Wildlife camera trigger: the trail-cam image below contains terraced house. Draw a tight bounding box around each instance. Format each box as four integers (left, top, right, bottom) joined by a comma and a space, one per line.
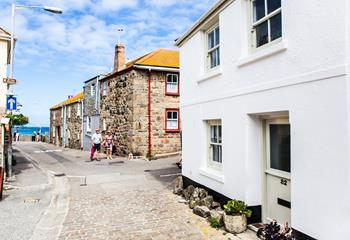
50, 92, 84, 149
176, 0, 350, 239
99, 44, 181, 157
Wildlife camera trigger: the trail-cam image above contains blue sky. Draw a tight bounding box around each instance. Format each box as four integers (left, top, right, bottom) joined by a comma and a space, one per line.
0, 0, 216, 126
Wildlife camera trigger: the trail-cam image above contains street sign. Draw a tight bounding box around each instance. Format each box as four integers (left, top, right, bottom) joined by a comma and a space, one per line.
6, 96, 17, 111
3, 78, 17, 85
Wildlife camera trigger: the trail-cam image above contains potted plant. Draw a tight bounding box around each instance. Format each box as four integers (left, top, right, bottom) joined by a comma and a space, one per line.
223, 199, 252, 234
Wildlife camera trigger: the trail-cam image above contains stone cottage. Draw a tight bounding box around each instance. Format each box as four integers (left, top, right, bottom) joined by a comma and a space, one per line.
82, 74, 106, 151
50, 92, 84, 149
99, 44, 181, 157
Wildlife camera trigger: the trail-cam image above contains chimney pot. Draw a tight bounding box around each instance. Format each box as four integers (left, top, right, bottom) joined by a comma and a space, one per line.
114, 43, 125, 72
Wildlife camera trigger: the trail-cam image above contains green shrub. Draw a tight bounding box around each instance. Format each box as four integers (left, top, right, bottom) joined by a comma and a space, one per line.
210, 217, 221, 229
224, 199, 252, 218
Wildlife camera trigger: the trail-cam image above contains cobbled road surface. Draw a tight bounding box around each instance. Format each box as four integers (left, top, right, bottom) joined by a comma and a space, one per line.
14, 142, 257, 240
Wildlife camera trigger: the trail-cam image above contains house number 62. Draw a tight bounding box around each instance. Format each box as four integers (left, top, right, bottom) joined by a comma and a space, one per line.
281, 179, 288, 186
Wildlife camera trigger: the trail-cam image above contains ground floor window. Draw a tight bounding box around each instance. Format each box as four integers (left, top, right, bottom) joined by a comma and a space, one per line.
87, 116, 92, 132
165, 109, 180, 132
207, 120, 222, 167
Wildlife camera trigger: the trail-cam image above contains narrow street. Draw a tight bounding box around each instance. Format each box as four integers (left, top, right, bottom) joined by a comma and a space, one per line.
4, 142, 257, 240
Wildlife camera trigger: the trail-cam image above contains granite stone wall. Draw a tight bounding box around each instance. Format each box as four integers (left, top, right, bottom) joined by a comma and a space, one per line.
66, 102, 83, 150
50, 108, 63, 146
100, 68, 181, 157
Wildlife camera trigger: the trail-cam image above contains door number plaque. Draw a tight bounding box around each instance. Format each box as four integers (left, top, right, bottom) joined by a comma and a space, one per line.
281, 179, 288, 186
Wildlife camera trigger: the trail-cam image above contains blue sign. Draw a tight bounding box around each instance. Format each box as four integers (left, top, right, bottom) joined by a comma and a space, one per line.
6, 96, 17, 111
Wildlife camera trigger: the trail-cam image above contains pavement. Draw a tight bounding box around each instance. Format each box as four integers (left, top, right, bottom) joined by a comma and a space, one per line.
0, 148, 52, 240
7, 142, 259, 240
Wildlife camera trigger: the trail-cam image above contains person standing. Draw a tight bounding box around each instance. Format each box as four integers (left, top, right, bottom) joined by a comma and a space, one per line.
91, 129, 102, 161
104, 131, 114, 160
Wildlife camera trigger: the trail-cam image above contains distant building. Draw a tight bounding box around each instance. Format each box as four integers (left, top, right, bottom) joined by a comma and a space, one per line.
0, 27, 12, 113
82, 75, 106, 151
50, 92, 84, 149
99, 45, 181, 157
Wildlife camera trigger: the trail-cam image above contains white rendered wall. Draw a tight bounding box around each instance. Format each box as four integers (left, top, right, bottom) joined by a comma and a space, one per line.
179, 0, 350, 239
0, 40, 9, 111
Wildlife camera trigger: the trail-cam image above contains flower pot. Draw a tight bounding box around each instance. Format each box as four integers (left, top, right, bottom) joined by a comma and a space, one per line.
223, 213, 247, 234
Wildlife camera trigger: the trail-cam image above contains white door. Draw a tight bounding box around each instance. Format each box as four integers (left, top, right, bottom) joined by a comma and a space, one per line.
264, 118, 291, 225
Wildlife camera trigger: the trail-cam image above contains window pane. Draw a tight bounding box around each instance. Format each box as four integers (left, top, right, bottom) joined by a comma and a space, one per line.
210, 126, 217, 143
173, 112, 178, 119
270, 13, 282, 41
167, 82, 178, 93
167, 120, 178, 129
209, 48, 220, 68
267, 0, 281, 14
255, 20, 268, 47
215, 27, 220, 46
269, 124, 291, 172
208, 31, 215, 49
167, 112, 172, 119
254, 0, 265, 21
212, 145, 222, 163
218, 125, 222, 143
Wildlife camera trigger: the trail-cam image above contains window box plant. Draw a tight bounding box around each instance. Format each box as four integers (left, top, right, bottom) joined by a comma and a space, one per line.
223, 199, 252, 234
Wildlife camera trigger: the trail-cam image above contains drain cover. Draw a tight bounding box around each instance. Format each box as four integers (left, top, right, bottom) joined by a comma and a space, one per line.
108, 161, 124, 165
144, 169, 151, 172
24, 197, 40, 204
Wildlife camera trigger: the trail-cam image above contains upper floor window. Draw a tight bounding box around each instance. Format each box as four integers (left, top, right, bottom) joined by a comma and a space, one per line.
166, 74, 179, 95
67, 106, 71, 118
102, 81, 108, 96
53, 112, 56, 120
165, 109, 180, 132
252, 0, 282, 48
91, 83, 96, 96
207, 25, 220, 69
77, 103, 81, 117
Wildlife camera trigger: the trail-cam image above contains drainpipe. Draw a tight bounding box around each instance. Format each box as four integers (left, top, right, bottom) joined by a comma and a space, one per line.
81, 100, 84, 149
147, 70, 152, 156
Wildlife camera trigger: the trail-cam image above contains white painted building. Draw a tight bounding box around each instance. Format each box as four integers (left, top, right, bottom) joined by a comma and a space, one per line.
176, 0, 350, 239
0, 27, 11, 113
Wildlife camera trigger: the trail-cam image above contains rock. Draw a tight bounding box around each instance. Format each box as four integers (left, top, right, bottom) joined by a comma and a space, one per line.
200, 195, 214, 208
193, 206, 211, 218
173, 176, 183, 195
212, 201, 221, 209
178, 199, 189, 204
189, 199, 201, 209
223, 213, 247, 234
198, 188, 208, 199
210, 210, 224, 226
183, 185, 195, 200
192, 187, 200, 198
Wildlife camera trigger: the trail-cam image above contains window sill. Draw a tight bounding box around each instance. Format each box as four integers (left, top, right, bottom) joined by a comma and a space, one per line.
237, 40, 287, 67
165, 92, 180, 97
197, 67, 222, 84
165, 129, 180, 133
199, 167, 224, 183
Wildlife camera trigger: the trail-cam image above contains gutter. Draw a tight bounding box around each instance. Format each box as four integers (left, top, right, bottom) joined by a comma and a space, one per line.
134, 65, 179, 73
175, 0, 233, 47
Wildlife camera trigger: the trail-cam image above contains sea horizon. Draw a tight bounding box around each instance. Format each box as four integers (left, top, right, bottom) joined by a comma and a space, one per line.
12, 126, 50, 136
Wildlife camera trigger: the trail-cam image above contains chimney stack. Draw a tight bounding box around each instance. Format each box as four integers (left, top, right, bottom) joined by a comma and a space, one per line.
68, 95, 73, 99
114, 43, 125, 72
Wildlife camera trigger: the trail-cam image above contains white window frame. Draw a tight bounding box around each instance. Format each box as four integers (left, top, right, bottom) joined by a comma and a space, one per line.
206, 24, 220, 70
102, 118, 107, 131
165, 109, 180, 132
207, 120, 222, 169
67, 106, 71, 118
52, 126, 56, 137
77, 103, 81, 117
91, 83, 95, 96
250, 0, 282, 50
102, 81, 107, 96
53, 111, 56, 120
166, 74, 179, 95
86, 116, 92, 132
